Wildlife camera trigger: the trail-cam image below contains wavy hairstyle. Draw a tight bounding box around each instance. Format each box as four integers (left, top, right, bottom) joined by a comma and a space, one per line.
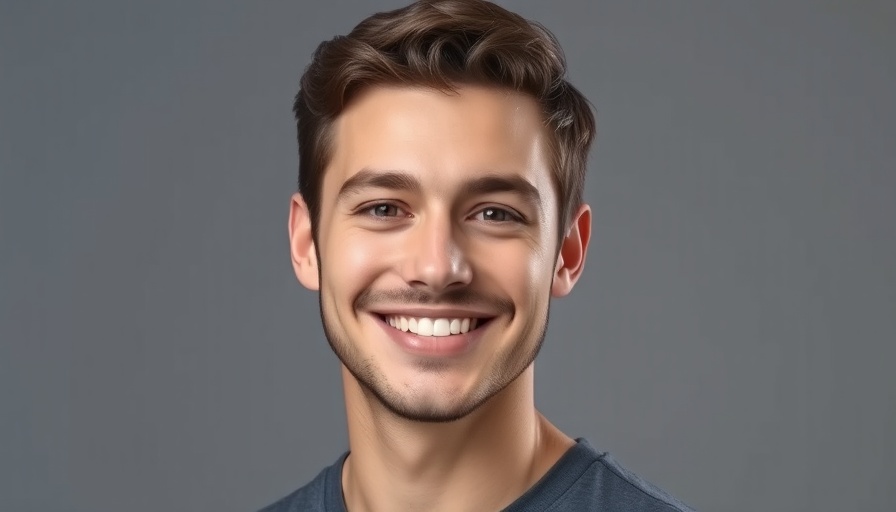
294, 0, 596, 240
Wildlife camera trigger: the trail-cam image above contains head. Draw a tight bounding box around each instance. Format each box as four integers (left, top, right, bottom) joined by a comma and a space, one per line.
289, 0, 595, 422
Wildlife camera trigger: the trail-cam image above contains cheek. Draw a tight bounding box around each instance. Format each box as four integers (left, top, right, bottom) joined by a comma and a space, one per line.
345, 235, 381, 272
482, 241, 554, 298
323, 231, 394, 293
526, 251, 556, 296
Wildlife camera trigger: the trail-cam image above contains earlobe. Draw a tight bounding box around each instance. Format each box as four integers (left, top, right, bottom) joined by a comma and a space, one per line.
551, 204, 591, 297
288, 193, 320, 291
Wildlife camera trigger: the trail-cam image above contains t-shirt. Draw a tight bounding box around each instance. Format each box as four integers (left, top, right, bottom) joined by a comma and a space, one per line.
259, 439, 695, 511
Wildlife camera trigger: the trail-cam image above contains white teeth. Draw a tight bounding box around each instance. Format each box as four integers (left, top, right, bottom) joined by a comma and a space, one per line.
384, 315, 483, 337
417, 318, 433, 336
433, 318, 450, 336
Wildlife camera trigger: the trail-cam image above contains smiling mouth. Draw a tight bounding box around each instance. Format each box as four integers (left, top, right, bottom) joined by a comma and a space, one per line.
380, 315, 490, 337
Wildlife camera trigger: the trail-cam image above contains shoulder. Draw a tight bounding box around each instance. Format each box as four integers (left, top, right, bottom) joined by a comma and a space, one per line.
256, 453, 347, 512
510, 438, 696, 512
257, 482, 323, 512
583, 450, 696, 512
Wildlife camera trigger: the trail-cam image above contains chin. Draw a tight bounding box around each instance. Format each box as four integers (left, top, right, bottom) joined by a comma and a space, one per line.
366, 384, 490, 423
347, 360, 485, 422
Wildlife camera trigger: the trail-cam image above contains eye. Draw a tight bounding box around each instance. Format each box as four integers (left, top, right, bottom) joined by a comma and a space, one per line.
474, 207, 522, 223
365, 203, 407, 218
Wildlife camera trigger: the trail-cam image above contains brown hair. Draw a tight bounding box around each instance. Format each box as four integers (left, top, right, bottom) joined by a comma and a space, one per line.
294, 0, 596, 240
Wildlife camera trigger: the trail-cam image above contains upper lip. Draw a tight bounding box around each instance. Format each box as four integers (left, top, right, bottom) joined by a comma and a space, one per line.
370, 307, 496, 319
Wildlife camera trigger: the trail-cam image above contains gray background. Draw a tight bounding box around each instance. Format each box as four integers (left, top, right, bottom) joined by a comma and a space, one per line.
1, 0, 894, 511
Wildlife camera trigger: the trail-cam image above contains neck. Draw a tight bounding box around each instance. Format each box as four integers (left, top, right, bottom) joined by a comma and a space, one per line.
339, 365, 573, 512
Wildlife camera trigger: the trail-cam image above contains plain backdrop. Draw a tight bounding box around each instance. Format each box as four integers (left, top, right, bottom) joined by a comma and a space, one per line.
1, 1, 894, 511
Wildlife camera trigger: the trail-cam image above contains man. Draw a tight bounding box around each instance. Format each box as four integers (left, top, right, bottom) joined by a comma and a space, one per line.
263, 1, 695, 510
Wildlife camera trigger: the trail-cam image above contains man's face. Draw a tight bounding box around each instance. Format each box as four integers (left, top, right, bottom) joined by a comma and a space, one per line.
293, 85, 580, 422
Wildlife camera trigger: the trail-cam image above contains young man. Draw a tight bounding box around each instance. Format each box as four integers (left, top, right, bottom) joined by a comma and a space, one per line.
263, 1, 694, 510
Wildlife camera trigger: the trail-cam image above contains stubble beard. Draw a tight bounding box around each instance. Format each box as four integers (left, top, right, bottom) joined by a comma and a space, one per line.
317, 289, 550, 423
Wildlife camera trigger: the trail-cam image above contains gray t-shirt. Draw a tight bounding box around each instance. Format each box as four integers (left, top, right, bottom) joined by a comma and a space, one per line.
259, 439, 695, 511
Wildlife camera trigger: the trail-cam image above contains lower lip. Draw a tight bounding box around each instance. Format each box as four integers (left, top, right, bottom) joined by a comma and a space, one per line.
375, 316, 486, 357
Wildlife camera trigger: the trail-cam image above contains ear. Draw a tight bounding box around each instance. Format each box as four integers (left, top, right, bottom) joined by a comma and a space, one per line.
551, 204, 591, 297
288, 193, 320, 290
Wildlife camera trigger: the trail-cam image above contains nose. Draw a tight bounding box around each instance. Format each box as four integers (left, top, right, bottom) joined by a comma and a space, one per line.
402, 212, 472, 292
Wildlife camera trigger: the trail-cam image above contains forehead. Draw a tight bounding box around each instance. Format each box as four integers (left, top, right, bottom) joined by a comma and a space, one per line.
323, 85, 554, 194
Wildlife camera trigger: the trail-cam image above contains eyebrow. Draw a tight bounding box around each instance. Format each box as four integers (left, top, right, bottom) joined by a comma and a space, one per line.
337, 169, 422, 201
337, 168, 542, 211
460, 174, 542, 210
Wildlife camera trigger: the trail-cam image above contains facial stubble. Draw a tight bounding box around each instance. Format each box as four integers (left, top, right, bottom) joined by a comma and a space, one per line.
317, 286, 551, 423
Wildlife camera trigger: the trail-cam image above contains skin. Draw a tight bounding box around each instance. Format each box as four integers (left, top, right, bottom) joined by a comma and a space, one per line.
289, 85, 591, 512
